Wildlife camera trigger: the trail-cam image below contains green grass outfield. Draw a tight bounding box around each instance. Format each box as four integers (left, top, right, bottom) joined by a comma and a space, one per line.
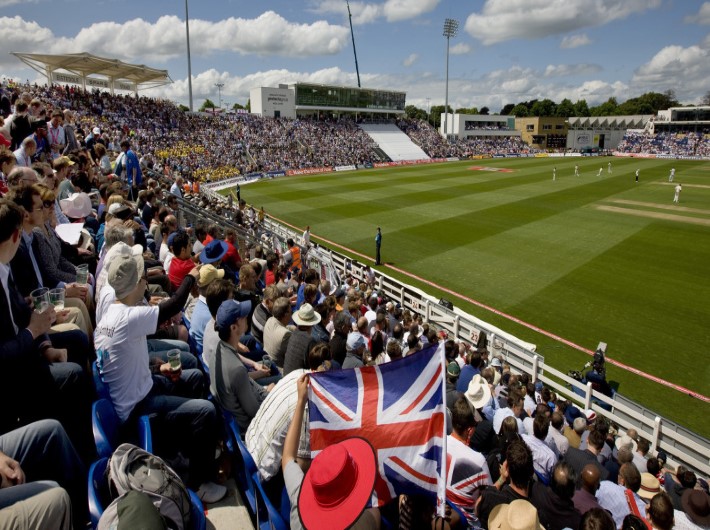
230, 156, 710, 437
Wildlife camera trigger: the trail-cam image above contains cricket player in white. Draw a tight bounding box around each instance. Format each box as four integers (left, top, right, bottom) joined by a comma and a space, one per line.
669, 168, 675, 182
673, 183, 682, 203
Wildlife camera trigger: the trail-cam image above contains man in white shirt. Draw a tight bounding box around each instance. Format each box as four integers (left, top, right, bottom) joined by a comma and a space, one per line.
521, 414, 558, 483
94, 251, 226, 504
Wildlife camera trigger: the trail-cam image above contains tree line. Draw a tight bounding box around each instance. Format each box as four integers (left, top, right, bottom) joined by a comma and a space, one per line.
407, 90, 693, 127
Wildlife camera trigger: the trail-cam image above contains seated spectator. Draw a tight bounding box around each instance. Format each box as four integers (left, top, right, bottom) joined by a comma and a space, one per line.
493, 391, 525, 434
209, 300, 273, 432
573, 463, 604, 515
596, 463, 645, 528
283, 304, 320, 374
328, 311, 350, 367
564, 429, 609, 484
580, 508, 616, 530
548, 410, 569, 458
342, 331, 367, 369
648, 492, 675, 530
0, 198, 92, 456
487, 499, 544, 530
252, 284, 278, 345
187, 264, 225, 350
521, 414, 558, 483
466, 374, 498, 456
246, 343, 331, 484
446, 396, 492, 527
94, 251, 225, 504
263, 296, 293, 368
564, 416, 588, 450
167, 231, 195, 291
533, 461, 582, 530
678, 490, 710, 530
281, 374, 380, 530
0, 420, 85, 529
664, 465, 697, 511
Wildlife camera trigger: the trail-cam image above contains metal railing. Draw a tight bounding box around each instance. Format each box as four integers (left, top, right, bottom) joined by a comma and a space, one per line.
177, 197, 710, 477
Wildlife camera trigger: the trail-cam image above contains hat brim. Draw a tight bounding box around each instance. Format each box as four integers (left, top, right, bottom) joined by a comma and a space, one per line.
200, 241, 228, 264
681, 490, 710, 526
614, 436, 638, 453
293, 312, 321, 327
298, 437, 377, 530
465, 382, 492, 410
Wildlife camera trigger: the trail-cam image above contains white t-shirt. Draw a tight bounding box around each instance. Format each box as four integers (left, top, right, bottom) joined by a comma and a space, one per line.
95, 303, 158, 421
96, 284, 116, 326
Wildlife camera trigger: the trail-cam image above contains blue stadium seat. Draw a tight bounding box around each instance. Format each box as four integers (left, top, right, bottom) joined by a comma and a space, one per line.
93, 361, 110, 401
88, 457, 109, 529
252, 470, 288, 530
92, 398, 153, 458
223, 410, 257, 515
87, 456, 206, 530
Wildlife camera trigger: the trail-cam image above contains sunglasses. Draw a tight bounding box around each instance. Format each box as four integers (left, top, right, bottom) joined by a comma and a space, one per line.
42, 201, 54, 209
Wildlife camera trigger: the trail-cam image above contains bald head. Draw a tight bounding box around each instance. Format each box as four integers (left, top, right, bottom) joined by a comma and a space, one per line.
581, 463, 601, 493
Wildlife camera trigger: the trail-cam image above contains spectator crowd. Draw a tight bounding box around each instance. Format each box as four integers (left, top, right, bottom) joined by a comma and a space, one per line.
0, 81, 708, 530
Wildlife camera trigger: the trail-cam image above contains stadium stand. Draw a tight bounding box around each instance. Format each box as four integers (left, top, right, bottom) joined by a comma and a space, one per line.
1, 81, 708, 530
358, 122, 430, 161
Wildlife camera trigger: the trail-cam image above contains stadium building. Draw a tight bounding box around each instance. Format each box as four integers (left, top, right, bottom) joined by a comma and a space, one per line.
566, 115, 651, 152
653, 106, 710, 134
515, 117, 568, 150
250, 83, 406, 120
439, 113, 520, 140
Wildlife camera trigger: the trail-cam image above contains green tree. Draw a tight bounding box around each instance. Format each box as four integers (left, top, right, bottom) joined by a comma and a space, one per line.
246, 99, 251, 112
556, 98, 576, 118
405, 105, 428, 120
429, 105, 453, 127
232, 102, 246, 110
574, 99, 590, 116
511, 104, 529, 117
199, 99, 216, 112
590, 97, 619, 116
480, 106, 490, 115
530, 98, 557, 117
178, 104, 190, 112
455, 107, 479, 115
500, 103, 516, 115
703, 91, 710, 106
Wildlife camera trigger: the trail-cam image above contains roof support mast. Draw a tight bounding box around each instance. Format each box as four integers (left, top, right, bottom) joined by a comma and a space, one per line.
346, 0, 361, 88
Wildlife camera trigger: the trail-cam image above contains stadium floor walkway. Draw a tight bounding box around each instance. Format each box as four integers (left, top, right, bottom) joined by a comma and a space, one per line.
205, 478, 254, 529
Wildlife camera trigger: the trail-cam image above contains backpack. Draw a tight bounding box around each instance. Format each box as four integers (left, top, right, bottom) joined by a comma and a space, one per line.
105, 443, 192, 530
98, 490, 168, 530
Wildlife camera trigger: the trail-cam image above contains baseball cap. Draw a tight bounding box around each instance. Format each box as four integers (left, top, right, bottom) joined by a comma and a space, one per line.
215, 299, 252, 330
107, 246, 145, 299
197, 264, 225, 287
446, 361, 461, 377
346, 332, 366, 351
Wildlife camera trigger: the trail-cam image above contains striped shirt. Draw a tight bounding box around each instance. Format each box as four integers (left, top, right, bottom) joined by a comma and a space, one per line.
245, 369, 310, 481
446, 435, 492, 528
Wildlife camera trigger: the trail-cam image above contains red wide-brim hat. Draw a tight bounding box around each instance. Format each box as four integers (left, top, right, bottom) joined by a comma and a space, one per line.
298, 437, 377, 530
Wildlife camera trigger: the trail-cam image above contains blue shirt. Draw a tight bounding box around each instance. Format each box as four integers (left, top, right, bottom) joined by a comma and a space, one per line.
456, 364, 480, 393
124, 149, 142, 187
188, 297, 212, 350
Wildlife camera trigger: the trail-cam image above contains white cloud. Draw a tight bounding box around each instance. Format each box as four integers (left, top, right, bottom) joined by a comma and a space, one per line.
309, 0, 440, 23
450, 42, 472, 55
560, 34, 591, 49
0, 13, 349, 66
403, 53, 418, 66
543, 64, 602, 77
465, 0, 661, 45
631, 43, 710, 100
383, 0, 440, 22
684, 2, 710, 25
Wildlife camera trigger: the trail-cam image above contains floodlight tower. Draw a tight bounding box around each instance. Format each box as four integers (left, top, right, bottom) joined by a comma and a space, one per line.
442, 18, 458, 140
185, 0, 193, 111
215, 82, 224, 109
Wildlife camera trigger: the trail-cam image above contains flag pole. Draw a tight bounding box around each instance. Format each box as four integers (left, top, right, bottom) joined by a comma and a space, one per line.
437, 345, 447, 518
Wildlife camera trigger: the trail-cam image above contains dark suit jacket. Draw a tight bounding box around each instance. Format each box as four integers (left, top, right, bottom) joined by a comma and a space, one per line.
10, 235, 42, 296
564, 447, 609, 484
0, 273, 54, 435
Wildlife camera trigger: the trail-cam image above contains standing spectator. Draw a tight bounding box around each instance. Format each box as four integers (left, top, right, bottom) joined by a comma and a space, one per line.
374, 226, 382, 265
120, 139, 142, 201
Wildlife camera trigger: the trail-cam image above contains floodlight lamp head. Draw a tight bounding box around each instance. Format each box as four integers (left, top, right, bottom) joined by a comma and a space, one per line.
443, 18, 459, 38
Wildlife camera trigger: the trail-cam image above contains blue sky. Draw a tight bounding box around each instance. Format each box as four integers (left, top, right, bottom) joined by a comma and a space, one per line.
1, 0, 709, 112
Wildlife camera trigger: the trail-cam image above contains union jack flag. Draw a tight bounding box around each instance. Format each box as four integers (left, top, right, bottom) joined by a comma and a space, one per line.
308, 345, 447, 507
